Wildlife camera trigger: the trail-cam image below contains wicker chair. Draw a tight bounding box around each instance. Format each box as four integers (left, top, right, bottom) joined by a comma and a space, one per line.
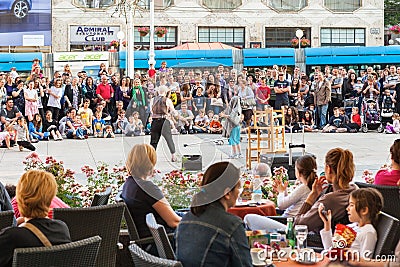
129, 243, 183, 267
53, 203, 124, 267
91, 187, 112, 207
355, 182, 400, 219
374, 212, 400, 257
146, 213, 175, 260
0, 210, 15, 230
12, 236, 102, 267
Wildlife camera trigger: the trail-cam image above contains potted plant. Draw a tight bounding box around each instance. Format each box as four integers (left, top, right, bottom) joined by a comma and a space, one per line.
155, 26, 168, 38
389, 25, 400, 34
300, 38, 310, 47
137, 26, 150, 37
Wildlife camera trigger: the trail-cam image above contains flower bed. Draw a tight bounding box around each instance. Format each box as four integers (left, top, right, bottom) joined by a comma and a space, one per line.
23, 152, 127, 207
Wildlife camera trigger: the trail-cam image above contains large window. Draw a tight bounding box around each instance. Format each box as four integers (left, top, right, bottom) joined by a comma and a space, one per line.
320, 28, 365, 46
134, 26, 177, 49
265, 27, 311, 48
74, 0, 114, 8
268, 0, 307, 12
202, 0, 242, 10
324, 0, 361, 12
198, 27, 245, 48
137, 0, 173, 9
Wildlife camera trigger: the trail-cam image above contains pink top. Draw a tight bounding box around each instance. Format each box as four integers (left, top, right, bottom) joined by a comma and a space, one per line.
12, 196, 70, 219
374, 169, 400, 186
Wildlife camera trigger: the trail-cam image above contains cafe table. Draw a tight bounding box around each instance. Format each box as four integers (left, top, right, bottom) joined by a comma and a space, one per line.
228, 199, 276, 219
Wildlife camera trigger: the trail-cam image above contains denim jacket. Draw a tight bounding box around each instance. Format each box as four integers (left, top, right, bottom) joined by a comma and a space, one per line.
175, 202, 252, 267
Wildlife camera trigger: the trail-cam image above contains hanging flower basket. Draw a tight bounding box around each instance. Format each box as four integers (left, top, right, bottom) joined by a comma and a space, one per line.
389, 25, 400, 34
300, 38, 310, 47
291, 38, 299, 48
110, 40, 119, 48
155, 26, 167, 38
138, 26, 150, 37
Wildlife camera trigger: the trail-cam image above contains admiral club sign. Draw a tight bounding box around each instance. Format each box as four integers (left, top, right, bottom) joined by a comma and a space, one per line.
70, 25, 121, 45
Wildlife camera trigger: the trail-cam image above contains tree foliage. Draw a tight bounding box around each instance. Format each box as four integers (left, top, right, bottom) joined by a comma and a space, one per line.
385, 0, 400, 26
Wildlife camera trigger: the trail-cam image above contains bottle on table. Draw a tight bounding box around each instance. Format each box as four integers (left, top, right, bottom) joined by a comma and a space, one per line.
286, 217, 295, 248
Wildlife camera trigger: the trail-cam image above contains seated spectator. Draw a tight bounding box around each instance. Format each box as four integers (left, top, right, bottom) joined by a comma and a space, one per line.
0, 124, 13, 148
176, 102, 194, 134
192, 109, 209, 133
284, 106, 301, 133
93, 111, 105, 138
322, 107, 346, 133
103, 125, 115, 138
318, 188, 383, 258
0, 180, 13, 212
77, 99, 93, 135
0, 170, 71, 267
43, 110, 63, 141
209, 114, 223, 134
342, 107, 361, 133
28, 113, 50, 141
175, 162, 252, 267
121, 144, 181, 238
374, 139, 400, 186
65, 108, 87, 140
113, 109, 128, 134
0, 99, 22, 127
14, 117, 36, 151
192, 86, 206, 117
245, 148, 357, 233
11, 195, 69, 219
302, 110, 317, 132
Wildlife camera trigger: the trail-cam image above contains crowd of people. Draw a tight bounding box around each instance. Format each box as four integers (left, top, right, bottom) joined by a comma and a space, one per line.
3, 59, 400, 152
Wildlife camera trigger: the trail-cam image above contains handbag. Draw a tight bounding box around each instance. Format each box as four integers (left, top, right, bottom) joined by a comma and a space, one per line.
240, 97, 256, 109
211, 98, 224, 107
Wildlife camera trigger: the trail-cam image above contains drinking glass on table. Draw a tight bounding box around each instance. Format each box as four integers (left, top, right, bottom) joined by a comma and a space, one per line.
295, 225, 308, 249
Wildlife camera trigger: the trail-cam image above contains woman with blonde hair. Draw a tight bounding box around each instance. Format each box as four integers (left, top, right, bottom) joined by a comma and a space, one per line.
121, 144, 181, 238
0, 170, 71, 267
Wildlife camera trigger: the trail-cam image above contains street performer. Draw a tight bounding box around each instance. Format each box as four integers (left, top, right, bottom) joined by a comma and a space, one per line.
150, 85, 177, 162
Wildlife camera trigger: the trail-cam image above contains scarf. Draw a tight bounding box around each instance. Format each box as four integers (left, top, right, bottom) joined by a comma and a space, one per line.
132, 86, 146, 107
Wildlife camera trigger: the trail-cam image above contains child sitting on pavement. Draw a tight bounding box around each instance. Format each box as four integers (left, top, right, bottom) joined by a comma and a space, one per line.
113, 109, 128, 134
103, 125, 115, 138
93, 111, 105, 138
193, 109, 209, 133
322, 107, 346, 133
209, 114, 223, 134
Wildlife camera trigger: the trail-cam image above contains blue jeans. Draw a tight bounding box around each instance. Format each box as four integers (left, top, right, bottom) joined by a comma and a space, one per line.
317, 104, 328, 127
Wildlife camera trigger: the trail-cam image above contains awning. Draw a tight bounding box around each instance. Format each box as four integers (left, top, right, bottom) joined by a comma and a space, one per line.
170, 42, 238, 50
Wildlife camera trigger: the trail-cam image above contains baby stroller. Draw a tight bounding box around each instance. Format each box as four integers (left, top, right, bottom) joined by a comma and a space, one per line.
380, 94, 395, 127
360, 98, 384, 133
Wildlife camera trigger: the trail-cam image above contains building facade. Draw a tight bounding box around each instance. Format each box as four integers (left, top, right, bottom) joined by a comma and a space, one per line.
52, 0, 384, 52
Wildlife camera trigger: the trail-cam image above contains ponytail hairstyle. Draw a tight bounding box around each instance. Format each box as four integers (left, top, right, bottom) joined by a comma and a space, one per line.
350, 188, 383, 227
325, 148, 355, 189
295, 155, 317, 190
191, 162, 240, 217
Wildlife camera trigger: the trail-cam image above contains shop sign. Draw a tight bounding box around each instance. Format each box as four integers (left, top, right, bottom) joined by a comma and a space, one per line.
70, 25, 120, 44
53, 52, 109, 61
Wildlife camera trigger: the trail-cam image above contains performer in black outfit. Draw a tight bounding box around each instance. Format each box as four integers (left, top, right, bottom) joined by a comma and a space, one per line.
150, 85, 177, 162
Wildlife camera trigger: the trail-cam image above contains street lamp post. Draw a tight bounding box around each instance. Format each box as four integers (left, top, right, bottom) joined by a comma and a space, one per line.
148, 0, 156, 67
127, 5, 135, 77
296, 29, 303, 49
117, 30, 125, 75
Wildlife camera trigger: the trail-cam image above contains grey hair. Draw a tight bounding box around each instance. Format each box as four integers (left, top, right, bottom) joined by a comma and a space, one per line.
253, 163, 272, 178
158, 85, 168, 95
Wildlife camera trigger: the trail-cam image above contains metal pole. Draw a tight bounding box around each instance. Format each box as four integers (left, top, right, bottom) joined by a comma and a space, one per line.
148, 0, 156, 67
298, 37, 301, 50
127, 4, 135, 77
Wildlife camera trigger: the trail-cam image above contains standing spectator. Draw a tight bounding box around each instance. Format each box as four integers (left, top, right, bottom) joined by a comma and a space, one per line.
148, 63, 156, 79
64, 77, 83, 110
12, 80, 25, 116
158, 61, 168, 73
96, 75, 114, 114
84, 76, 97, 110
23, 81, 39, 122
128, 78, 147, 124
314, 72, 331, 128
237, 80, 254, 127
274, 72, 290, 110
47, 78, 63, 121
255, 77, 270, 111
115, 76, 131, 110
329, 68, 344, 116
